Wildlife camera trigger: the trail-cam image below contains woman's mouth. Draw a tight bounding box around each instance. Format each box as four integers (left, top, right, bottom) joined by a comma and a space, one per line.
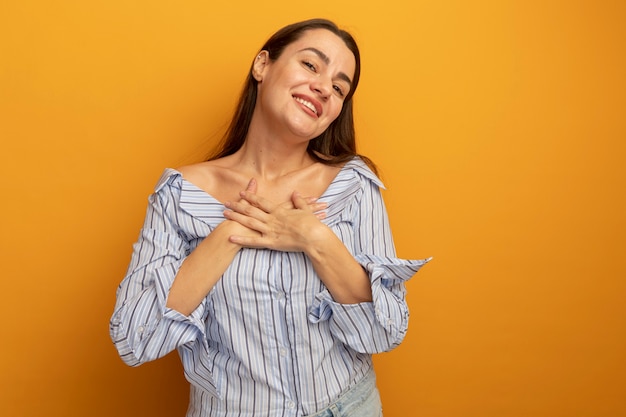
293, 96, 321, 117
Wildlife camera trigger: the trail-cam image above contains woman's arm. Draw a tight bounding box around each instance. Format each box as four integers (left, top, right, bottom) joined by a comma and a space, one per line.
224, 172, 429, 353
301, 223, 373, 303
110, 175, 257, 365
165, 219, 253, 315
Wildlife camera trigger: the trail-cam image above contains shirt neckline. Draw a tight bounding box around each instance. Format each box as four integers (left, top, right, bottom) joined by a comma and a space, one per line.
176, 156, 367, 206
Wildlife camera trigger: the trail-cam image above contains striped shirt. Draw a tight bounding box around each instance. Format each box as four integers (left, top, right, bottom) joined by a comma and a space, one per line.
110, 157, 429, 417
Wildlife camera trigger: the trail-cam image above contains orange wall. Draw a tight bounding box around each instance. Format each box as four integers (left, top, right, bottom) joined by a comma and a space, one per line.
1, 1, 625, 416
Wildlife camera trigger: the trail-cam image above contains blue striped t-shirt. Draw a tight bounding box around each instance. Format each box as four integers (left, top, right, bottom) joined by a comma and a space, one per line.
110, 157, 429, 417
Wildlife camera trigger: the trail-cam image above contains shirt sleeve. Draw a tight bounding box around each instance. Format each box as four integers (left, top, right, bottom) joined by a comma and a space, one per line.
308, 170, 430, 353
109, 174, 210, 367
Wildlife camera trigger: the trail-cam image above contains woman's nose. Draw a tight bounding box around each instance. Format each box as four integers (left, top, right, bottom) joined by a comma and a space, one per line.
310, 76, 331, 98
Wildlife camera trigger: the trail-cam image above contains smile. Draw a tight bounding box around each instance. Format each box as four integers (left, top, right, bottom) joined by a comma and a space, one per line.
293, 96, 320, 116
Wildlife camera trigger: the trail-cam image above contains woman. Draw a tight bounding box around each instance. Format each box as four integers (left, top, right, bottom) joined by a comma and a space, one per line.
110, 18, 429, 417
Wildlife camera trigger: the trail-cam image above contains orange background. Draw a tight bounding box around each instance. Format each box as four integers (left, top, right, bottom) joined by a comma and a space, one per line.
1, 1, 625, 416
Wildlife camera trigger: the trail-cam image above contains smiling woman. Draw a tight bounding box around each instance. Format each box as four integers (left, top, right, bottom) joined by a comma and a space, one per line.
109, 18, 430, 417
249, 29, 356, 150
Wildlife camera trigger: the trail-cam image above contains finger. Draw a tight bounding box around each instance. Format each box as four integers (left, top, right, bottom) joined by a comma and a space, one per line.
224, 199, 269, 220
276, 196, 324, 209
228, 234, 267, 248
302, 196, 327, 212
223, 209, 269, 233
245, 178, 257, 193
239, 190, 276, 213
310, 202, 328, 212
291, 191, 309, 210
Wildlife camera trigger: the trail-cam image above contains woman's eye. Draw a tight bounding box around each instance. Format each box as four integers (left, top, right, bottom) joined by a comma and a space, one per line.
303, 61, 317, 72
333, 85, 345, 97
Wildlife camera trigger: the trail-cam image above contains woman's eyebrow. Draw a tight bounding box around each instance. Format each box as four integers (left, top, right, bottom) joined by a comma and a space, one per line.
299, 47, 353, 86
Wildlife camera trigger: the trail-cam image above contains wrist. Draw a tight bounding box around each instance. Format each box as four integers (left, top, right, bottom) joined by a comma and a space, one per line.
214, 220, 245, 251
303, 223, 334, 260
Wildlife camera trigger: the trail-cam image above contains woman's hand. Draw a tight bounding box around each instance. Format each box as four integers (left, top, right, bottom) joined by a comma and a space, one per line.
224, 179, 371, 304
223, 185, 328, 253
216, 178, 263, 246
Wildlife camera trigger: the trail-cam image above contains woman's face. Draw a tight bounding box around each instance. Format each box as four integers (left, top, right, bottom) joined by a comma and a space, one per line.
253, 29, 356, 141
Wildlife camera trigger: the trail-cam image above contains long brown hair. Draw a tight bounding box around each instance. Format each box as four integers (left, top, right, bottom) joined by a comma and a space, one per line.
208, 18, 377, 174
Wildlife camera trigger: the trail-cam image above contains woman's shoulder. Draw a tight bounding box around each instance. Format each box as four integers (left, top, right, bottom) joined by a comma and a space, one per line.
152, 160, 220, 195
175, 157, 249, 203
176, 160, 219, 183
175, 159, 237, 188
342, 156, 385, 189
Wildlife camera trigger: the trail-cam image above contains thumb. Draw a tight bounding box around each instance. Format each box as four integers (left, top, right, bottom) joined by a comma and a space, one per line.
291, 191, 307, 209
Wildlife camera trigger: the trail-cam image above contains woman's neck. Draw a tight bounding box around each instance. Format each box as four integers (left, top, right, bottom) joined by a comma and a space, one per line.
233, 112, 318, 180
231, 138, 316, 181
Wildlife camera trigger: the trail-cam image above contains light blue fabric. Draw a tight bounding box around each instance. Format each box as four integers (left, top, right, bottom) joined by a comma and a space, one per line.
305, 370, 382, 417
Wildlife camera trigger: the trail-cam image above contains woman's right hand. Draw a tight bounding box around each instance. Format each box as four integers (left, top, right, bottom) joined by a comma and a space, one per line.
222, 178, 327, 251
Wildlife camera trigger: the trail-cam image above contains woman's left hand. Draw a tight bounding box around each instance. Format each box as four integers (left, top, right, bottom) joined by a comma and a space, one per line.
223, 189, 329, 252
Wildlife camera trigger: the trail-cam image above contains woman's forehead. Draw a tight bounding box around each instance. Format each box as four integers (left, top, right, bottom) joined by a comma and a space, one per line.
283, 29, 356, 70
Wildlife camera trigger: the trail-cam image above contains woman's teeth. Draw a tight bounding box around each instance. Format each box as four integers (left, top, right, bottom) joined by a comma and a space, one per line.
294, 97, 317, 115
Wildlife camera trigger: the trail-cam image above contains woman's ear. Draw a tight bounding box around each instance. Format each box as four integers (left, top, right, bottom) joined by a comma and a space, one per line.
252, 50, 269, 82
